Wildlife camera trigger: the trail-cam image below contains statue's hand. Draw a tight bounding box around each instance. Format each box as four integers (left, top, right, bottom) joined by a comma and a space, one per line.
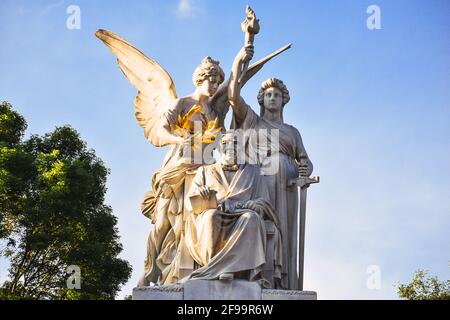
298, 158, 311, 177
238, 45, 254, 63
176, 136, 192, 156
298, 163, 310, 177
177, 136, 190, 145
240, 200, 258, 211
198, 185, 213, 200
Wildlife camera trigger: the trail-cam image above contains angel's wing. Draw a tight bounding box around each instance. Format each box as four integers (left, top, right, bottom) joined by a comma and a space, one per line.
95, 29, 177, 147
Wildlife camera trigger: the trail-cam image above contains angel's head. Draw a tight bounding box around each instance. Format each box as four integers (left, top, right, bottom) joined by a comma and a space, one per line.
193, 57, 225, 97
257, 78, 290, 119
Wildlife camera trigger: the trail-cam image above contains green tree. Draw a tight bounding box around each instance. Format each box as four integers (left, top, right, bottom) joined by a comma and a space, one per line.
0, 101, 132, 299
397, 269, 450, 300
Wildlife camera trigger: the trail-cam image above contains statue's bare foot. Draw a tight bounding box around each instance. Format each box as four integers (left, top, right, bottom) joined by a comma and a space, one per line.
219, 273, 234, 281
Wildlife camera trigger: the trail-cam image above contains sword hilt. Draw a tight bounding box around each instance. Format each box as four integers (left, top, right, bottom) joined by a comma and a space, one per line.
290, 176, 320, 188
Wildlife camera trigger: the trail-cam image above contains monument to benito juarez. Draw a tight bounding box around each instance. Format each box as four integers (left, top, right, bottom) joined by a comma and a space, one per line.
96, 5, 319, 300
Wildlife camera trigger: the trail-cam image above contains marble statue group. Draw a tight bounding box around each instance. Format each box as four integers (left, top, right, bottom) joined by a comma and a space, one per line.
96, 5, 318, 292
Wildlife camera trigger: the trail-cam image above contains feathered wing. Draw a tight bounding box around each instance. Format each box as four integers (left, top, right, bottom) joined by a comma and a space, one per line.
95, 29, 177, 147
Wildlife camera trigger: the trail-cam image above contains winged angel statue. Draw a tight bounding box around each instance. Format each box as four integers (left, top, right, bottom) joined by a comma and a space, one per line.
95, 29, 289, 286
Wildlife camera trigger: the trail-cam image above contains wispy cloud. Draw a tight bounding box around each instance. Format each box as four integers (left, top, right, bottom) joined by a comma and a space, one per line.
39, 0, 65, 17
176, 0, 202, 19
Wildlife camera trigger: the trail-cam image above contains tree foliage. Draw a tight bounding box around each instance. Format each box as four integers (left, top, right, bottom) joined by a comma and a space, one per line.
0, 101, 132, 299
397, 269, 450, 300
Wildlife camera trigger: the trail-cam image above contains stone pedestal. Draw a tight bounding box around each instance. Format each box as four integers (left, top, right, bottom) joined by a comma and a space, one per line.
132, 280, 317, 300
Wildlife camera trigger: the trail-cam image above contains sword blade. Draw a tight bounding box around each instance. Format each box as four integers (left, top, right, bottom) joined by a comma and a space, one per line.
298, 184, 308, 291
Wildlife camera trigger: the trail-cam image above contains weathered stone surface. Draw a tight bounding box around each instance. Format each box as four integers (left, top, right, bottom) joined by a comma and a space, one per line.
132, 284, 183, 300
132, 281, 317, 300
262, 289, 317, 300
184, 280, 262, 300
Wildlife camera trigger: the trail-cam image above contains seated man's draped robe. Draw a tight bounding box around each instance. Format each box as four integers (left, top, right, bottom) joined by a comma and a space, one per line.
183, 162, 282, 286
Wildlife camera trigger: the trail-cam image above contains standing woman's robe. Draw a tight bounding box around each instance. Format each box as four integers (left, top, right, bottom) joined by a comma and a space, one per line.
231, 105, 312, 290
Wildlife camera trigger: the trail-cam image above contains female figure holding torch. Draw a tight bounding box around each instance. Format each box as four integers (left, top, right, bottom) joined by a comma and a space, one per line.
228, 45, 313, 289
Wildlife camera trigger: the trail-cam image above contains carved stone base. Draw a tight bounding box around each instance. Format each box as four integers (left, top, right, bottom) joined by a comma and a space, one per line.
133, 283, 183, 300
132, 280, 317, 300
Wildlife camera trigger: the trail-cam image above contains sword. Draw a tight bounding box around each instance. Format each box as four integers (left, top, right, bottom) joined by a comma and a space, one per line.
295, 175, 319, 290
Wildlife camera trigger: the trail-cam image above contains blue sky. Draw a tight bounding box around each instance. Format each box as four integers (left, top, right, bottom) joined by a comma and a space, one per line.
1, 0, 449, 299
